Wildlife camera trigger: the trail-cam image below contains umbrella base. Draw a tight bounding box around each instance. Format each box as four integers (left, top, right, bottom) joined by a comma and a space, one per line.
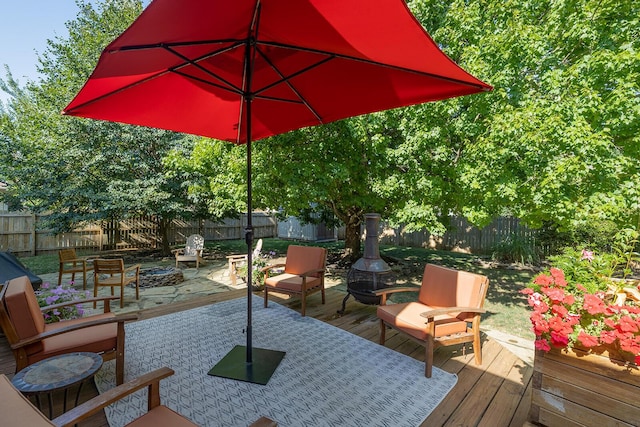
208, 345, 285, 385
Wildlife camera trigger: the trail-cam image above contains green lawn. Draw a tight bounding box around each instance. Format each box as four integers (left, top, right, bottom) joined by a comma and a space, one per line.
19, 238, 536, 340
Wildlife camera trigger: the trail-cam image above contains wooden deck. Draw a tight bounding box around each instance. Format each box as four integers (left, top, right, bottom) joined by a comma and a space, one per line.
0, 287, 534, 426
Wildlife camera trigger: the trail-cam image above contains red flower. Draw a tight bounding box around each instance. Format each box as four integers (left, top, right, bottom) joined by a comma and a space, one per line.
618, 315, 640, 333
550, 331, 569, 347
533, 274, 553, 286
600, 330, 617, 344
551, 304, 569, 317
583, 294, 607, 315
542, 287, 566, 303
563, 293, 575, 305
535, 339, 551, 351
577, 331, 599, 348
550, 267, 567, 286
619, 334, 640, 355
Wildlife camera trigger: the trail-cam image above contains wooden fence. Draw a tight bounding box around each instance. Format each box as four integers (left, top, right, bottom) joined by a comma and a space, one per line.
377, 216, 540, 255
0, 211, 537, 257
0, 212, 277, 256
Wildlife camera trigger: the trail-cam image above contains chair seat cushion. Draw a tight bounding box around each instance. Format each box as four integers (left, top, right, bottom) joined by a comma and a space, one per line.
377, 302, 468, 341
28, 313, 118, 363
264, 273, 321, 293
126, 405, 198, 427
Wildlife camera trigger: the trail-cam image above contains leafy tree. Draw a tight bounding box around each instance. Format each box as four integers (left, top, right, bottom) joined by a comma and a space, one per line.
409, 0, 640, 234
0, 0, 201, 254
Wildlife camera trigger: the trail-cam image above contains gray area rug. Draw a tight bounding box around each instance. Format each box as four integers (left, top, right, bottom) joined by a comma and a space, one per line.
95, 297, 457, 427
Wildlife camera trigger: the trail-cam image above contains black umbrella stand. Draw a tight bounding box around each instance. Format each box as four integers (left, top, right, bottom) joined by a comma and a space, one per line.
208, 60, 286, 384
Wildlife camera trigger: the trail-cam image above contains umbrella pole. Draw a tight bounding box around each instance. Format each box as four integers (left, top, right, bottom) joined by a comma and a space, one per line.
208, 32, 285, 383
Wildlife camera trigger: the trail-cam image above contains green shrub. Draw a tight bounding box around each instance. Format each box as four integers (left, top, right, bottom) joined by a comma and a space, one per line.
491, 234, 541, 265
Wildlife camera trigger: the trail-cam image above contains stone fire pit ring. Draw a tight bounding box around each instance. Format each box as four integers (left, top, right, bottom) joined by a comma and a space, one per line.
138, 267, 184, 288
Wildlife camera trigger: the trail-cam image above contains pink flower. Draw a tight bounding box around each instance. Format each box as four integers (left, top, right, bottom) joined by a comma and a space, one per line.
581, 249, 594, 261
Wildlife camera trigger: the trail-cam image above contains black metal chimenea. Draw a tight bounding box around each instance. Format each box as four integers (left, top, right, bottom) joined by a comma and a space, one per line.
338, 213, 396, 314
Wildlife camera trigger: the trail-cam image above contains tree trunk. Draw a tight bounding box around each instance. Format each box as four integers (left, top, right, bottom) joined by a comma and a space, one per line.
342, 209, 364, 262
158, 217, 172, 256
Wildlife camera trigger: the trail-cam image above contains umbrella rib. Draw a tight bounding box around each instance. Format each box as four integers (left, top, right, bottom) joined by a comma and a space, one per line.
258, 40, 490, 91
109, 38, 246, 53
163, 45, 243, 95
254, 46, 328, 123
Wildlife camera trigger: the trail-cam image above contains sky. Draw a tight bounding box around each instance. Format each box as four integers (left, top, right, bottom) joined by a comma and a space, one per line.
0, 1, 92, 103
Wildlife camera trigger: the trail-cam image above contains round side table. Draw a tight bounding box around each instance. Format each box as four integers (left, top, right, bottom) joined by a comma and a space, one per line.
11, 352, 103, 419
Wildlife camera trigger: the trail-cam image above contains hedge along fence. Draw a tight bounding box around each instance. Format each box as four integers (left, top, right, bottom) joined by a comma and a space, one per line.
0, 210, 540, 257
0, 212, 277, 256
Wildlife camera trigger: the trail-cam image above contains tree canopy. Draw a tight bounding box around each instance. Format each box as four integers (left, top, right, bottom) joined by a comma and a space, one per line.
1, 0, 638, 258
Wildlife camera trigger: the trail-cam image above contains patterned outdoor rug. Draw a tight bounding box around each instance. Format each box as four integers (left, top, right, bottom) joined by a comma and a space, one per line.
95, 297, 457, 427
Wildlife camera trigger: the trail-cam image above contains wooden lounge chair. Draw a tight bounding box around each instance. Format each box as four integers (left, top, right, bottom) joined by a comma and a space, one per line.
0, 276, 136, 385
262, 245, 327, 316
93, 258, 140, 309
376, 264, 489, 377
58, 249, 92, 289
174, 234, 205, 269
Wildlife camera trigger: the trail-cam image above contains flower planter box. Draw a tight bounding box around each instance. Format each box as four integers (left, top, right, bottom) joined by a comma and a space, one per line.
529, 348, 640, 426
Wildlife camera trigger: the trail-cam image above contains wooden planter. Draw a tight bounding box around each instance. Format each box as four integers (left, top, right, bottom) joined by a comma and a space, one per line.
530, 347, 640, 426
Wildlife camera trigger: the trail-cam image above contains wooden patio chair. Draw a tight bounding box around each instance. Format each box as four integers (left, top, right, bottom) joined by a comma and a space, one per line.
58, 249, 92, 289
226, 238, 263, 285
376, 264, 489, 377
1, 367, 278, 426
0, 367, 198, 427
173, 234, 205, 269
262, 245, 327, 316
0, 276, 136, 385
93, 259, 141, 309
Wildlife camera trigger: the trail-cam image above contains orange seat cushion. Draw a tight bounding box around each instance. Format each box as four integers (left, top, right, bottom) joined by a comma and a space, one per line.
32, 313, 118, 363
126, 405, 198, 427
377, 302, 468, 341
264, 273, 322, 292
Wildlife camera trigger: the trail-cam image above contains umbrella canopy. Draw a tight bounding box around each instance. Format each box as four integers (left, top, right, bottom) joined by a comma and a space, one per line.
63, 0, 491, 384
63, 0, 491, 143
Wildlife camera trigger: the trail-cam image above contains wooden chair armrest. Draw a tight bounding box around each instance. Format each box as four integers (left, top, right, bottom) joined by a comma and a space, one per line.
373, 286, 420, 297
420, 306, 486, 320
299, 268, 325, 277
51, 367, 175, 427
11, 314, 138, 349
61, 258, 88, 265
373, 286, 420, 305
125, 264, 141, 273
40, 296, 120, 313
227, 254, 247, 261
261, 263, 285, 273
171, 248, 184, 255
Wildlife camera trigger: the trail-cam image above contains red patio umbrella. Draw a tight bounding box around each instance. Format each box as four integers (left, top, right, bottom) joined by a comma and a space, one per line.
64, 0, 491, 384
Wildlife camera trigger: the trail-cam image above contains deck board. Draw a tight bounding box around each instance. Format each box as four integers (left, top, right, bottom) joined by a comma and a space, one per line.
1, 287, 532, 426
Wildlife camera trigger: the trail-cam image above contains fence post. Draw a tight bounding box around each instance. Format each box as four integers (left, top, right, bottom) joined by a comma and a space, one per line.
30, 213, 36, 256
